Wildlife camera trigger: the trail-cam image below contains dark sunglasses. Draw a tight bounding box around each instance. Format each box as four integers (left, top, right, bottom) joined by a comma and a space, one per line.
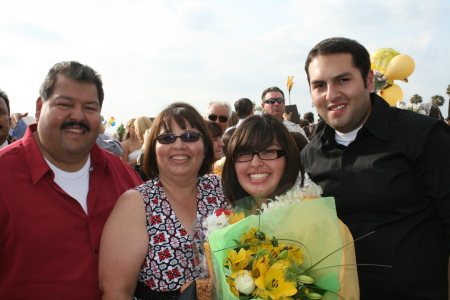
264, 98, 285, 105
207, 114, 228, 123
155, 132, 202, 144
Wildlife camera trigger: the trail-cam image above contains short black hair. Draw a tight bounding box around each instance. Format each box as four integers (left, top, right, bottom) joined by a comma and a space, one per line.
305, 37, 371, 88
0, 89, 10, 114
234, 98, 253, 119
40, 61, 104, 107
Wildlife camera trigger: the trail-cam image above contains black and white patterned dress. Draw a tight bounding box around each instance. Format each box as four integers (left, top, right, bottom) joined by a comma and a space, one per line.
134, 174, 226, 294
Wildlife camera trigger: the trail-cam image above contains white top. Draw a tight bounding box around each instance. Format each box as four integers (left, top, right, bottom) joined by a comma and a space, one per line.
128, 149, 140, 163
45, 156, 91, 214
223, 118, 246, 135
282, 119, 308, 140
335, 126, 362, 146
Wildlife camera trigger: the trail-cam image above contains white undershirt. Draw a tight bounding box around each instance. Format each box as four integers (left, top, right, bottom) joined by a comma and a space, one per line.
335, 126, 362, 147
45, 156, 91, 214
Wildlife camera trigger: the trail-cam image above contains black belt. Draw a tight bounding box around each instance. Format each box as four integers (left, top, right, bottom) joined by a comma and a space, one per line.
134, 281, 181, 300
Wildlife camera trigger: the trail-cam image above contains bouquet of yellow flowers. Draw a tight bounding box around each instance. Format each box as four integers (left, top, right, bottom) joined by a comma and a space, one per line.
200, 184, 357, 300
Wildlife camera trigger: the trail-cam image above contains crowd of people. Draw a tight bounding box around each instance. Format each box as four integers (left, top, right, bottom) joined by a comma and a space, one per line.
1, 37, 450, 300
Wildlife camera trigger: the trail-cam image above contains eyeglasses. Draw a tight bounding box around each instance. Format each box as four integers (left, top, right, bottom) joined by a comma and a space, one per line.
234, 149, 286, 162
155, 132, 203, 144
207, 114, 228, 123
264, 98, 285, 105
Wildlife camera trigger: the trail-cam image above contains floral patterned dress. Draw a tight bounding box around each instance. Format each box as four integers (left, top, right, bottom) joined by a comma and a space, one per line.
134, 174, 226, 293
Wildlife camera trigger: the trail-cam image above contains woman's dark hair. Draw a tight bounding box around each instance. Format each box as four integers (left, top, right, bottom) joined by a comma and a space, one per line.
222, 114, 303, 204
143, 102, 214, 179
207, 121, 223, 139
222, 127, 236, 156
289, 132, 308, 152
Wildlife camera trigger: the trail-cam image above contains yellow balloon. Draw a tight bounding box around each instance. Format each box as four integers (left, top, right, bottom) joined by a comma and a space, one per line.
379, 84, 403, 106
370, 48, 400, 74
385, 54, 415, 80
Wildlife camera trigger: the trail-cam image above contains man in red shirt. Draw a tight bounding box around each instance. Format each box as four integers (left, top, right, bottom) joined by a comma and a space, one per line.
0, 61, 143, 299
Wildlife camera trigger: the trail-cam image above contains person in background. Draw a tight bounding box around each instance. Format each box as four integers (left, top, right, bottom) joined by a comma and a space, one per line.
99, 102, 227, 300
205, 100, 232, 134
0, 61, 142, 299
0, 89, 13, 149
261, 86, 308, 139
121, 118, 142, 166
301, 37, 450, 299
96, 123, 123, 157
207, 121, 225, 176
134, 116, 153, 144
224, 97, 254, 135
302, 111, 317, 140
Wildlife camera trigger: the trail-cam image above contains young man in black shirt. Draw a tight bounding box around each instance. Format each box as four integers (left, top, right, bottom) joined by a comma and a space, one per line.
301, 37, 450, 299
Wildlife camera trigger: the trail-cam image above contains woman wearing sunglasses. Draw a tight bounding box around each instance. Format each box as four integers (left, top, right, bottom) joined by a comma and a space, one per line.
99, 102, 227, 300
222, 114, 359, 299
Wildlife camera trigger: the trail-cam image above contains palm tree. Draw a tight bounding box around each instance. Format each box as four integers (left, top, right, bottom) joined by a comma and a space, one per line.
410, 94, 423, 104
446, 84, 450, 117
431, 95, 445, 107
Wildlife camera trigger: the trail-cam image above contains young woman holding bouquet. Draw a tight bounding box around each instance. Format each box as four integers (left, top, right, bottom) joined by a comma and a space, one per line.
219, 114, 359, 299
99, 102, 227, 300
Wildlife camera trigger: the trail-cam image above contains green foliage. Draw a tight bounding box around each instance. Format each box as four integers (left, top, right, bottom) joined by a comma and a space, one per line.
116, 123, 125, 135
446, 84, 450, 97
252, 101, 262, 112
431, 95, 445, 107
410, 94, 423, 104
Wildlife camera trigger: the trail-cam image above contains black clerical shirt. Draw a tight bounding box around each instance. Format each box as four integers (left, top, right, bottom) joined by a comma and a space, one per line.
301, 94, 450, 299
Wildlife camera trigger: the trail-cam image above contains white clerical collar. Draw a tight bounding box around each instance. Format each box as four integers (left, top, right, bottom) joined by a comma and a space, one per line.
335, 126, 362, 146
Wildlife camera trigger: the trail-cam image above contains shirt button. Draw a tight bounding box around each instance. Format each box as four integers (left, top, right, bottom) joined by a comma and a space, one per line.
89, 167, 94, 171
94, 249, 99, 254
46, 170, 52, 176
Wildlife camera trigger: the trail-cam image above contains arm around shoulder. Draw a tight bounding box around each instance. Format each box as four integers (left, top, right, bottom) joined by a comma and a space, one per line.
99, 189, 148, 299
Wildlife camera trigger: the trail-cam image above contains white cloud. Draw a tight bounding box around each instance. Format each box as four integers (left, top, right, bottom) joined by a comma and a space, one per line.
1, 0, 449, 128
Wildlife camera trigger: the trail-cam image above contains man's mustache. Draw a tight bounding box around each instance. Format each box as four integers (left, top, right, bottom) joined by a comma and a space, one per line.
61, 121, 90, 131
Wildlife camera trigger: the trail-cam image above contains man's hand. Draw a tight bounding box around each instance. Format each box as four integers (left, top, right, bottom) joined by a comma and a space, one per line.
10, 112, 28, 129
283, 111, 292, 121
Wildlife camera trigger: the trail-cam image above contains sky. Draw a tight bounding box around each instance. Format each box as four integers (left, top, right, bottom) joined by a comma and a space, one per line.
1, 0, 449, 132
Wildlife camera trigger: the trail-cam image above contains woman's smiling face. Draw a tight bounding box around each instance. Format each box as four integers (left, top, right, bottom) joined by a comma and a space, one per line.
234, 141, 286, 199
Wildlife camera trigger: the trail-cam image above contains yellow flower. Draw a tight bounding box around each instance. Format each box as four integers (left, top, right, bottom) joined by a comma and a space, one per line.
224, 248, 251, 272
252, 254, 271, 279
284, 244, 304, 265
240, 227, 259, 244
240, 227, 274, 254
254, 260, 297, 300
229, 212, 245, 224
226, 277, 239, 296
